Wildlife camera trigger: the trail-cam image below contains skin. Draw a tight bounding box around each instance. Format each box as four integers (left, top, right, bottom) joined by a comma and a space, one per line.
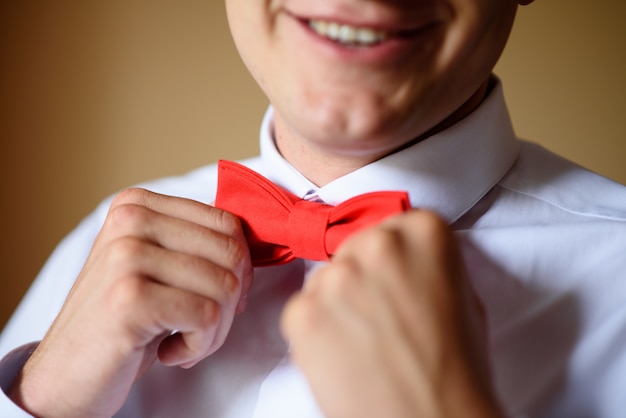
282, 211, 501, 417
10, 0, 533, 416
10, 189, 253, 416
226, 0, 532, 415
226, 0, 529, 185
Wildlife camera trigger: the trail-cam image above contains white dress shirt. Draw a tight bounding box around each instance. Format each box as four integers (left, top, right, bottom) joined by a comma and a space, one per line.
1, 80, 626, 417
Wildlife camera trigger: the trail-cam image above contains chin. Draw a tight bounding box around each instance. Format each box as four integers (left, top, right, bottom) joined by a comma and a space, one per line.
301, 117, 417, 158
299, 99, 414, 141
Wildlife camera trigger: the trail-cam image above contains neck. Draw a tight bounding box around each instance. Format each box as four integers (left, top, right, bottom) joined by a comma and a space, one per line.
274, 79, 491, 187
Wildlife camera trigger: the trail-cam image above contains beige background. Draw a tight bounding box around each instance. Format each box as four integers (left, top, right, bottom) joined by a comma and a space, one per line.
1, 1, 624, 330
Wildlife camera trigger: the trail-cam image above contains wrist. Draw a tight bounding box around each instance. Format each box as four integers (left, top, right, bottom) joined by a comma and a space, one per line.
436, 364, 505, 418
8, 348, 72, 418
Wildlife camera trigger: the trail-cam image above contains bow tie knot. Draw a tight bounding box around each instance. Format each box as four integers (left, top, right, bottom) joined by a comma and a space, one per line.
288, 200, 332, 261
215, 160, 410, 266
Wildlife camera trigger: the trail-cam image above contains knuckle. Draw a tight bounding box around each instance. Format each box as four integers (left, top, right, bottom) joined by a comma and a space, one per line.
414, 211, 456, 252
283, 294, 320, 336
358, 227, 404, 267
409, 210, 448, 237
102, 236, 146, 267
111, 188, 151, 207
218, 269, 241, 299
221, 235, 249, 270
420, 210, 447, 232
107, 202, 151, 232
318, 261, 360, 298
214, 209, 243, 237
384, 210, 454, 255
106, 275, 145, 315
195, 300, 220, 330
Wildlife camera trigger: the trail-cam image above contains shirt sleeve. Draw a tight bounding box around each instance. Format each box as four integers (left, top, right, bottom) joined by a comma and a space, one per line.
0, 343, 38, 417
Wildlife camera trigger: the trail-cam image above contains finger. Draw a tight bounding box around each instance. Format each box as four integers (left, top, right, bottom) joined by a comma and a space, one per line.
329, 211, 466, 340
378, 210, 459, 272
383, 211, 480, 310
281, 290, 352, 354
112, 188, 241, 235
335, 209, 459, 289
103, 203, 247, 267
101, 237, 243, 311
285, 257, 395, 361
101, 194, 254, 302
377, 211, 486, 341
302, 258, 377, 321
119, 279, 228, 367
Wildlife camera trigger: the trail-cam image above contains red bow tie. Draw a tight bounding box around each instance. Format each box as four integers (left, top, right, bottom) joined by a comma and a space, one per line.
214, 160, 410, 267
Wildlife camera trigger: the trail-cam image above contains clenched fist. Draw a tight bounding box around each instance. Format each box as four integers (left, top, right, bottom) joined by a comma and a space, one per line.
10, 188, 253, 417
281, 210, 502, 418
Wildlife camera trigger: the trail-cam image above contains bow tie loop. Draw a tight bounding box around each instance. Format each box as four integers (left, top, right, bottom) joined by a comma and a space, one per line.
214, 160, 410, 266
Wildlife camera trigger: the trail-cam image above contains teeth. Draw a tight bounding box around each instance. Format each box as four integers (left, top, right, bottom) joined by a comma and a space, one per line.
309, 20, 387, 46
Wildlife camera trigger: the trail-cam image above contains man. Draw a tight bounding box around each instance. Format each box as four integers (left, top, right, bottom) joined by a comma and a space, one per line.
1, 0, 625, 416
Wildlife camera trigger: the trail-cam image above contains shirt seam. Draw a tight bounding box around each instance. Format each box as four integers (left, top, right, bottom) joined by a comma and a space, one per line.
496, 183, 626, 223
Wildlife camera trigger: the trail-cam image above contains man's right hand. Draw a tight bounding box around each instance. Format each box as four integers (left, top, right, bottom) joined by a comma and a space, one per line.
8, 188, 253, 417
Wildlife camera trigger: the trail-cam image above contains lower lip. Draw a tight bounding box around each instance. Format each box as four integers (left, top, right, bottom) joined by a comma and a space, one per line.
289, 16, 435, 65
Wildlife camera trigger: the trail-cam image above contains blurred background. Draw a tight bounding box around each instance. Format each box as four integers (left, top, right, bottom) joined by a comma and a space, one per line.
1, 1, 624, 330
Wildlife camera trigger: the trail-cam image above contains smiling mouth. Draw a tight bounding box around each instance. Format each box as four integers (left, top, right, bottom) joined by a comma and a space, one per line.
305, 18, 433, 48
308, 19, 389, 46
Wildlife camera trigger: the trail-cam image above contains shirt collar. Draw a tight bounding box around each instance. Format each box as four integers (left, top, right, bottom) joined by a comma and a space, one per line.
258, 79, 520, 223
